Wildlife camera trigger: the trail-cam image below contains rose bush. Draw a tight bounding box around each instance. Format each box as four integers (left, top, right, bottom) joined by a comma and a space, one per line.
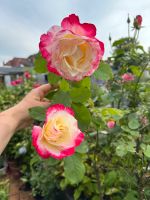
39, 14, 104, 81
30, 14, 150, 200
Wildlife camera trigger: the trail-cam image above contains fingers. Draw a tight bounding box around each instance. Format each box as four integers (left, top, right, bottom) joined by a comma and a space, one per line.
39, 101, 51, 108
33, 84, 51, 99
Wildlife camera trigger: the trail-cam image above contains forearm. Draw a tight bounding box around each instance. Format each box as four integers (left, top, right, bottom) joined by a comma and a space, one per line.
0, 84, 51, 154
0, 106, 21, 154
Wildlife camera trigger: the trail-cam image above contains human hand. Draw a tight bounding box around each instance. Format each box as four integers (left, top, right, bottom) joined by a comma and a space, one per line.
15, 84, 51, 129
0, 84, 52, 154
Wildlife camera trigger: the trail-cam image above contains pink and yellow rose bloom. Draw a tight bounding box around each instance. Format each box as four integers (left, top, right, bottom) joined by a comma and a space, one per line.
39, 14, 104, 81
32, 104, 84, 159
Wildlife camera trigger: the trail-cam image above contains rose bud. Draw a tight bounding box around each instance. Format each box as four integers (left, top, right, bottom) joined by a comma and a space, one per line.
133, 15, 142, 29
107, 120, 115, 129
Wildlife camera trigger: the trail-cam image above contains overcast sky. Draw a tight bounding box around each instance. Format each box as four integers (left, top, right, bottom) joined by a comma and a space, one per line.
0, 0, 150, 65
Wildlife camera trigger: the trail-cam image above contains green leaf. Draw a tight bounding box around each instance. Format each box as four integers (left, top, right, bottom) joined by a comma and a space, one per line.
72, 103, 91, 130
104, 171, 118, 187
144, 145, 150, 158
93, 63, 113, 81
130, 66, 141, 76
92, 196, 100, 200
121, 126, 140, 137
52, 91, 72, 106
124, 190, 138, 200
80, 77, 91, 89
136, 45, 145, 52
100, 108, 125, 121
47, 72, 61, 84
76, 141, 88, 153
144, 187, 150, 197
71, 77, 91, 89
128, 115, 140, 130
127, 142, 136, 153
59, 79, 70, 91
64, 154, 85, 184
70, 87, 91, 103
60, 179, 69, 190
47, 158, 60, 166
34, 53, 47, 73
74, 186, 83, 200
116, 144, 127, 157
116, 141, 136, 157
29, 106, 46, 121
112, 38, 127, 47
115, 49, 124, 55
45, 90, 57, 99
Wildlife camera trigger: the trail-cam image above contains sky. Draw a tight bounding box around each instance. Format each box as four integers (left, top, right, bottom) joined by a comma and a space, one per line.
0, 0, 150, 65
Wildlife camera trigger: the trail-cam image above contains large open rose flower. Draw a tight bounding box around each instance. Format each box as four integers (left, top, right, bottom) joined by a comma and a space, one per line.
32, 104, 84, 159
39, 14, 104, 81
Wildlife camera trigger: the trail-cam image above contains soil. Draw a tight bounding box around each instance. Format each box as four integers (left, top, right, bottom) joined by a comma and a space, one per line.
7, 161, 35, 200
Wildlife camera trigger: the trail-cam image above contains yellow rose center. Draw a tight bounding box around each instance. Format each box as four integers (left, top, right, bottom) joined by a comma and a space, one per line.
53, 33, 93, 78
43, 117, 69, 143
39, 111, 78, 152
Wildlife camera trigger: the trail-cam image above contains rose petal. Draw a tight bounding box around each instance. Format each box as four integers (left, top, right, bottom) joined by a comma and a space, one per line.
46, 104, 74, 122
75, 132, 84, 146
32, 126, 51, 159
61, 14, 96, 37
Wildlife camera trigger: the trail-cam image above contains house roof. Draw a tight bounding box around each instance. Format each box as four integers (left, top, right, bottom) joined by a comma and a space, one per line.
0, 66, 25, 75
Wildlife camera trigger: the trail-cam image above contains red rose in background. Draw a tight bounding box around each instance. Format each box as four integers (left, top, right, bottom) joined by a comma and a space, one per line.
24, 71, 31, 79
133, 15, 142, 29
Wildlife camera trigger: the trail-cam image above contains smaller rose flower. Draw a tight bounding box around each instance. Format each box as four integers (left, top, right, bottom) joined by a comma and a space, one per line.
24, 71, 31, 79
107, 120, 115, 129
10, 80, 17, 86
133, 15, 142, 29
121, 73, 134, 82
10, 78, 23, 86
15, 77, 23, 84
32, 104, 84, 159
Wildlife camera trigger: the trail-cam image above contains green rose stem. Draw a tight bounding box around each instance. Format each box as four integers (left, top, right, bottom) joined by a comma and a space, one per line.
93, 129, 103, 200
135, 135, 145, 199
133, 29, 138, 45
132, 63, 148, 107
117, 84, 124, 109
